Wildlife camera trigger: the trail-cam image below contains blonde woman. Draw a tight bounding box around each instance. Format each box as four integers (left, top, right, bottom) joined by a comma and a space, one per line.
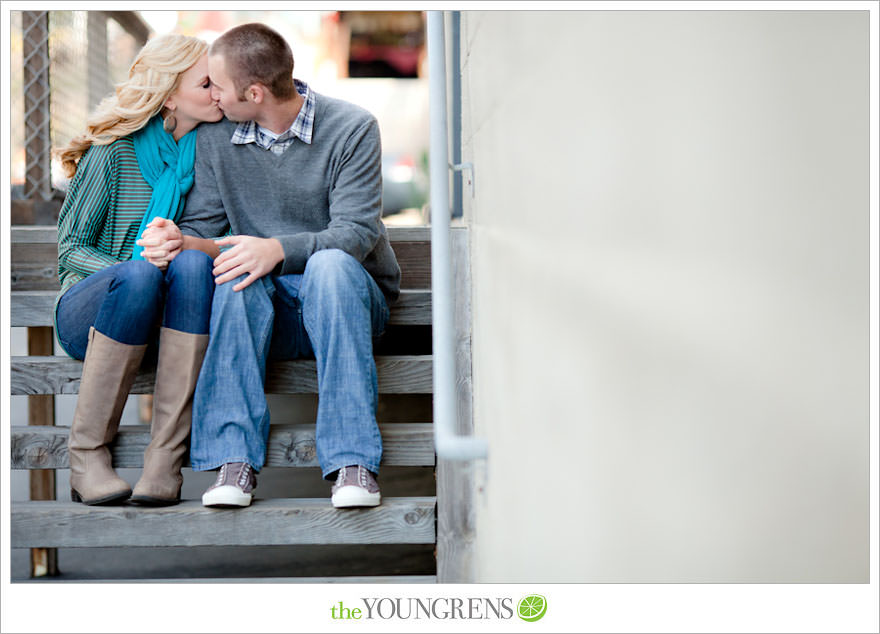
54, 34, 223, 506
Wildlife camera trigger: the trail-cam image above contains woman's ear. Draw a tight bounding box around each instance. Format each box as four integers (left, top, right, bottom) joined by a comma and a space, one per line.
163, 96, 177, 111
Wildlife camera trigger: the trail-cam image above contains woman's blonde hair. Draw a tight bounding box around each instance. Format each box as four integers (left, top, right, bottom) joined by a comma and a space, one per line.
55, 33, 208, 179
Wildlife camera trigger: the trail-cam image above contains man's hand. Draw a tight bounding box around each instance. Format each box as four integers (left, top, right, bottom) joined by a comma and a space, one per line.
137, 217, 183, 270
213, 235, 285, 291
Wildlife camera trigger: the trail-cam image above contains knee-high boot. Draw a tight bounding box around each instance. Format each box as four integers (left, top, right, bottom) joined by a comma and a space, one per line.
68, 327, 147, 505
130, 327, 209, 505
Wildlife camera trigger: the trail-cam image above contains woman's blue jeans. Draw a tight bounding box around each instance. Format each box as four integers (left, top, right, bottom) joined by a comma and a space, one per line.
189, 249, 390, 479
55, 250, 215, 360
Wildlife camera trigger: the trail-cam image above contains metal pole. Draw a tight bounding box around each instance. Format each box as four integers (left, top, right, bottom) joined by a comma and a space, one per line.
427, 11, 487, 460
450, 11, 463, 219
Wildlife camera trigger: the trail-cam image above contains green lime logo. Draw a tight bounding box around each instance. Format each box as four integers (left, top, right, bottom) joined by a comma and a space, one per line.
517, 594, 547, 622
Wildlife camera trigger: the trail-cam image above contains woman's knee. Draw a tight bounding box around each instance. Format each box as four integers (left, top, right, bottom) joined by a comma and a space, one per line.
109, 260, 164, 300
167, 249, 214, 277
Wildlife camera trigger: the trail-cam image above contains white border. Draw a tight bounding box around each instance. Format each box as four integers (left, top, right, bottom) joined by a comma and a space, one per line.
2, 3, 877, 633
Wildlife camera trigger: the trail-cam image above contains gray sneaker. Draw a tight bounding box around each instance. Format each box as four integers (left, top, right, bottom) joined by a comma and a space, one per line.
201, 462, 256, 507
331, 465, 381, 508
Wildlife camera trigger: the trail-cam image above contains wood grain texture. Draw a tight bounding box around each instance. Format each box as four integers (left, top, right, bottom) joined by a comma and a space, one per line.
11, 288, 433, 327
10, 226, 446, 291
27, 326, 58, 577
16, 576, 439, 584
12, 498, 437, 547
437, 227, 478, 583
11, 225, 436, 244
11, 423, 436, 469
11, 355, 433, 395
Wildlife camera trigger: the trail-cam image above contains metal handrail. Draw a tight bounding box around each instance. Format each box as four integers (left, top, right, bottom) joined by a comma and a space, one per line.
427, 11, 488, 461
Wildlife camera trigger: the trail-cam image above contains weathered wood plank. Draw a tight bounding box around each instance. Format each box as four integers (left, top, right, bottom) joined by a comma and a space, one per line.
12, 498, 437, 547
394, 241, 431, 289
392, 289, 433, 326
10, 226, 440, 291
10, 226, 61, 243
11, 291, 56, 327
10, 355, 433, 395
27, 325, 59, 578
264, 356, 433, 394
10, 288, 433, 327
20, 575, 439, 584
11, 225, 436, 244
437, 226, 478, 583
11, 423, 435, 469
10, 242, 58, 291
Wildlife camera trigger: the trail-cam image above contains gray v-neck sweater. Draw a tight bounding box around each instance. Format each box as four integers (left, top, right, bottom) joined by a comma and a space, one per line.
179, 93, 401, 302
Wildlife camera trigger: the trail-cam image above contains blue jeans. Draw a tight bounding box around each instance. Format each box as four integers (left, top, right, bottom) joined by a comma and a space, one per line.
189, 249, 390, 479
55, 250, 215, 360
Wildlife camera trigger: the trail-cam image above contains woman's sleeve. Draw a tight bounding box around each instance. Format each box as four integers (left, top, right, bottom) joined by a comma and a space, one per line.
57, 144, 123, 276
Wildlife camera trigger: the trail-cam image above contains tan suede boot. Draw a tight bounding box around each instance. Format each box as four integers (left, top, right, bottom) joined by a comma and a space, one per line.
130, 327, 209, 505
68, 327, 147, 505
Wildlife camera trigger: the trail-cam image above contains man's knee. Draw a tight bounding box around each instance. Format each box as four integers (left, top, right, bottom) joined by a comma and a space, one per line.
303, 249, 362, 290
212, 274, 273, 313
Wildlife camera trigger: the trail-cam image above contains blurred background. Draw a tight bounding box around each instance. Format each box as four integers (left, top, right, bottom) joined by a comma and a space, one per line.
9, 9, 429, 224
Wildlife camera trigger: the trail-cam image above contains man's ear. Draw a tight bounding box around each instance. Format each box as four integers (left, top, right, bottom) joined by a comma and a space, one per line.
247, 84, 264, 104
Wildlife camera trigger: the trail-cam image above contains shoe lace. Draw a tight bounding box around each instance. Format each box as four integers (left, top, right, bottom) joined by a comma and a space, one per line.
213, 463, 228, 486
237, 463, 253, 488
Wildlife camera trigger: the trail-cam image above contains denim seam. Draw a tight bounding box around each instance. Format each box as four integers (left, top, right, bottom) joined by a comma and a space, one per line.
191, 457, 259, 472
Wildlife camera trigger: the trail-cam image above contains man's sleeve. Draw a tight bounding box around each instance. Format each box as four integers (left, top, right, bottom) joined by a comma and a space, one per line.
275, 117, 384, 275
178, 137, 230, 239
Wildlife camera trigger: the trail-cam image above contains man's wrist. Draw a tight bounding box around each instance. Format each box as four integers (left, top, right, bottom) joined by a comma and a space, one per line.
269, 238, 286, 274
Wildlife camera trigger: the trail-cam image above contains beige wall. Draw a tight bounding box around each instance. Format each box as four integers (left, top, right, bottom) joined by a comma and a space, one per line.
462, 11, 869, 582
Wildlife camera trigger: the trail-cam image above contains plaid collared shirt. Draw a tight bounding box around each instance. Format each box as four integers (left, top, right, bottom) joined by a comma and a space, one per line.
230, 79, 315, 154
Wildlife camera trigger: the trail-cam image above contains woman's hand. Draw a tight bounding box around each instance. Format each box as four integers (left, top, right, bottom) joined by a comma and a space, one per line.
137, 217, 183, 270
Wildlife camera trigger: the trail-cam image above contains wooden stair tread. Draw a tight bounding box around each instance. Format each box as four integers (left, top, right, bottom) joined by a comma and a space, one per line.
11, 423, 435, 469
11, 225, 443, 292
18, 575, 439, 584
12, 497, 437, 547
11, 355, 433, 395
10, 288, 432, 327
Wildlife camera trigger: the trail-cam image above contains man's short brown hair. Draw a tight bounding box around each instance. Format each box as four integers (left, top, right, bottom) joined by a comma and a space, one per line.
210, 23, 296, 101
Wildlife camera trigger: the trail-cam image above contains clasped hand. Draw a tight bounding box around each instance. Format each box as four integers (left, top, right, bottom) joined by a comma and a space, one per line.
136, 218, 283, 291
137, 217, 182, 270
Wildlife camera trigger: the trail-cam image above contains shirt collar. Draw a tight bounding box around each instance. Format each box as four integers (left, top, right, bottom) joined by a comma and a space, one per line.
231, 79, 315, 147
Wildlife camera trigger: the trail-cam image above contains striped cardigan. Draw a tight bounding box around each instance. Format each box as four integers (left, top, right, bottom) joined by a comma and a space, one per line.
56, 136, 152, 304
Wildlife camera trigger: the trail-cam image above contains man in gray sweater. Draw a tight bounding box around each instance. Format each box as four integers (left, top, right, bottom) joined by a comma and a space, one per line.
150, 23, 400, 509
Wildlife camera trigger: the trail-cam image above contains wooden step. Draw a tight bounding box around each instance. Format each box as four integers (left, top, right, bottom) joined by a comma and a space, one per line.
11, 225, 440, 291
11, 423, 435, 469
18, 575, 439, 583
10, 354, 433, 396
10, 288, 432, 327
12, 497, 437, 548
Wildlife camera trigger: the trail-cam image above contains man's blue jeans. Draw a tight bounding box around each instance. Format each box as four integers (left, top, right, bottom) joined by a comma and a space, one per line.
55, 250, 215, 360
189, 249, 390, 479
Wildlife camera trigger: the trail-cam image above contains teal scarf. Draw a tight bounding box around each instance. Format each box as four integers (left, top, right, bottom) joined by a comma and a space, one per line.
130, 115, 197, 260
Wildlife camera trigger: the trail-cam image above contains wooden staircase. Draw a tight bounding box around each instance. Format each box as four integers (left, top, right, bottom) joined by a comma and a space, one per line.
10, 224, 474, 582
